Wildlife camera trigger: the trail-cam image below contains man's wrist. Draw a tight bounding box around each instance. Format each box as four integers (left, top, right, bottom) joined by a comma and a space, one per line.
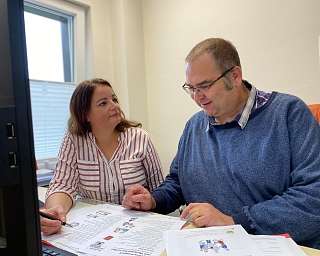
150, 196, 156, 210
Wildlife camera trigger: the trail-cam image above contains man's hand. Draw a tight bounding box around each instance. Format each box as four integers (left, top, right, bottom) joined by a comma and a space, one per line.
40, 205, 66, 236
180, 203, 234, 227
122, 184, 156, 211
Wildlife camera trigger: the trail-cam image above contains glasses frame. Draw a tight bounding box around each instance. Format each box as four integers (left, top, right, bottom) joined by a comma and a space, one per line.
182, 66, 235, 95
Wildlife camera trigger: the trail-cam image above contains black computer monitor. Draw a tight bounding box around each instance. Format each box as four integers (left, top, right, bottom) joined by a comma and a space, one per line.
0, 0, 42, 255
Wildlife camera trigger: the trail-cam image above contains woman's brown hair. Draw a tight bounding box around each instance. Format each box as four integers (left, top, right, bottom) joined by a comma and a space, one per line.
68, 78, 141, 136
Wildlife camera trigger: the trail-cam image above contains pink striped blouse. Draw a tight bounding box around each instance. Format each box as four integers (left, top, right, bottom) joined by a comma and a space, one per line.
46, 127, 164, 204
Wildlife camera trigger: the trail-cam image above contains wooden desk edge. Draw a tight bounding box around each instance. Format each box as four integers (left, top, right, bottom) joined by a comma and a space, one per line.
301, 246, 320, 256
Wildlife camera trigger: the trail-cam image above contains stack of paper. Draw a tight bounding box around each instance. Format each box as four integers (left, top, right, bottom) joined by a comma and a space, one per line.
164, 225, 307, 256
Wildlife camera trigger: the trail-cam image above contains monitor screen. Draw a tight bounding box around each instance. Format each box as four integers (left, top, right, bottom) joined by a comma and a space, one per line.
0, 0, 42, 255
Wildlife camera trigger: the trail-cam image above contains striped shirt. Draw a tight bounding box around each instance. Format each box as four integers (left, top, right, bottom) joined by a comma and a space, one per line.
207, 80, 272, 129
46, 127, 164, 204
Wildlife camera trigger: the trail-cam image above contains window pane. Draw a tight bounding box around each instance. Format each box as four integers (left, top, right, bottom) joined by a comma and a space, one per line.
24, 11, 64, 82
23, 2, 77, 164
30, 80, 75, 160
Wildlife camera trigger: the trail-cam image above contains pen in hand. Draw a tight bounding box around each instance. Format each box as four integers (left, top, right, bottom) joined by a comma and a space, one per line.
179, 205, 194, 229
39, 211, 72, 227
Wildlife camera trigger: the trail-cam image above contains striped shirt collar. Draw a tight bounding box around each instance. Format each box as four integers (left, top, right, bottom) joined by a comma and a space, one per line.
206, 81, 271, 131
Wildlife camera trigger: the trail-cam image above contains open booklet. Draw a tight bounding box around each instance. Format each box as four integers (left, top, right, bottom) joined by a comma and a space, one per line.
42, 202, 185, 256
164, 225, 307, 256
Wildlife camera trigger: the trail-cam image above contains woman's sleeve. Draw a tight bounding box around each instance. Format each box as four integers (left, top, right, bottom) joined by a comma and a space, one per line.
45, 133, 79, 204
142, 134, 164, 192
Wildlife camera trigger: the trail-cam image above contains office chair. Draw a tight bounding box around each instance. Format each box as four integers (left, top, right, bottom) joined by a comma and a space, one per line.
308, 104, 320, 123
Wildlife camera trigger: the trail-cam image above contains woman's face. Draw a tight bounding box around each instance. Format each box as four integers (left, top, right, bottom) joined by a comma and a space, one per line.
86, 85, 122, 132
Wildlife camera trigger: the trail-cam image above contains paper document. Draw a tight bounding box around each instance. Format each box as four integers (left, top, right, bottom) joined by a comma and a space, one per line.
43, 203, 184, 256
164, 225, 263, 256
251, 235, 307, 256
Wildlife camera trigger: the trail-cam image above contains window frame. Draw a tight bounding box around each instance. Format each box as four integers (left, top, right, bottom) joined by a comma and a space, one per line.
24, 0, 87, 83
23, 0, 87, 167
24, 1, 74, 82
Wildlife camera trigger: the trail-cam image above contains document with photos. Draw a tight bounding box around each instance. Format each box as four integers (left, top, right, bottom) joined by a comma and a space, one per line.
43, 202, 185, 256
164, 225, 263, 256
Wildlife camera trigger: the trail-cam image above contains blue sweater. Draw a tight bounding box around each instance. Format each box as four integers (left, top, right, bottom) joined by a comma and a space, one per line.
152, 92, 320, 248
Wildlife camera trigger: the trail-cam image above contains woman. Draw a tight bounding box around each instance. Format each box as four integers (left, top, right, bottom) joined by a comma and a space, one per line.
41, 78, 164, 235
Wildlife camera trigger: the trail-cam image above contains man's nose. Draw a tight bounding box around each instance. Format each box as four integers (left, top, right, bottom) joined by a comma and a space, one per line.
192, 88, 205, 100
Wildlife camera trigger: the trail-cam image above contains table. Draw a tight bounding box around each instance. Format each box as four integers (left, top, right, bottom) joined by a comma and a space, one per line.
300, 246, 320, 256
38, 187, 320, 256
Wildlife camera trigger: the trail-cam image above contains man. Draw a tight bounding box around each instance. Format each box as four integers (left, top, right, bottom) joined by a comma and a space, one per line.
122, 38, 320, 248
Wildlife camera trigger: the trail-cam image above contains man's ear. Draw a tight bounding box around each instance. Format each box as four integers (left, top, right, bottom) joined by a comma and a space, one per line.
231, 66, 243, 85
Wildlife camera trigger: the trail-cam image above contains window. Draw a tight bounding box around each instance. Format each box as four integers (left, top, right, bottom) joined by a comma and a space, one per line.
24, 4, 73, 82
24, 0, 86, 167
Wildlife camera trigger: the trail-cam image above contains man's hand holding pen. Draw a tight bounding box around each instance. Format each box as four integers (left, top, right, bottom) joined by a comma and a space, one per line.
40, 205, 67, 235
180, 203, 235, 228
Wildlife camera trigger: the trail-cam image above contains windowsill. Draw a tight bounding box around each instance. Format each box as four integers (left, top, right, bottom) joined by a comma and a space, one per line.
37, 168, 54, 186
37, 157, 57, 170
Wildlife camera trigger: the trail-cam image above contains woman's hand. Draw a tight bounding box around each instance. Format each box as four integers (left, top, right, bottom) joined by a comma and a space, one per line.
40, 205, 67, 236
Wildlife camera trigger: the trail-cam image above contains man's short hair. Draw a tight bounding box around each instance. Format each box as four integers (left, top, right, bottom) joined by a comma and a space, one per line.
186, 38, 241, 72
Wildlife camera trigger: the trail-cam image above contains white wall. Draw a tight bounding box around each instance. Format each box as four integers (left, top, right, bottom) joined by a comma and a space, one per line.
142, 0, 320, 173
72, 0, 320, 174
71, 0, 114, 82
73, 0, 149, 127
110, 0, 148, 128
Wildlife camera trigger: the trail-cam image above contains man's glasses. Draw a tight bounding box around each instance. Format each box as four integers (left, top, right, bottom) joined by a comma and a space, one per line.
182, 66, 235, 95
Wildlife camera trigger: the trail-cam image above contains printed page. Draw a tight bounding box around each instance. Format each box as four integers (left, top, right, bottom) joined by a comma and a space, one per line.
43, 203, 184, 256
80, 212, 185, 256
43, 203, 129, 253
251, 235, 307, 256
164, 225, 263, 256
286, 238, 308, 256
